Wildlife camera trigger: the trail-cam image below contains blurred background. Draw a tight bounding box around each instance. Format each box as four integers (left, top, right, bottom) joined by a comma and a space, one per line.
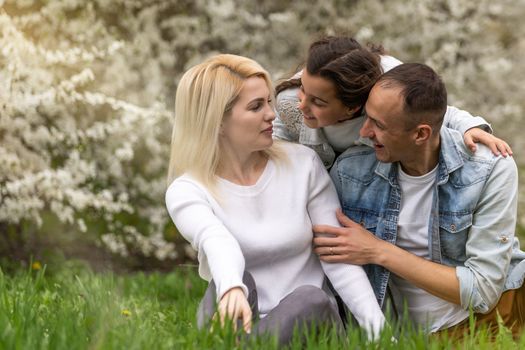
1, 0, 524, 272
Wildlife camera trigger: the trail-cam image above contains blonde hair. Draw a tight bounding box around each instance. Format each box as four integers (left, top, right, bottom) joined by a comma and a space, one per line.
167, 54, 283, 190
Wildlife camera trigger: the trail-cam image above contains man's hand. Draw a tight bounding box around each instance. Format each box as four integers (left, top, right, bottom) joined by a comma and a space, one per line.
313, 209, 386, 265
314, 211, 461, 304
215, 287, 252, 333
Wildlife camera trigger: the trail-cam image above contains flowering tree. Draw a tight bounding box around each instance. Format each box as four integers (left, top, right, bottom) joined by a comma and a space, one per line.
0, 0, 375, 264
0, 0, 176, 263
1, 0, 523, 266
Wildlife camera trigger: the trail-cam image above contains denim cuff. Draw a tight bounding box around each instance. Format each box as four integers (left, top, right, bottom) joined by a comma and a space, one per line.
456, 266, 490, 313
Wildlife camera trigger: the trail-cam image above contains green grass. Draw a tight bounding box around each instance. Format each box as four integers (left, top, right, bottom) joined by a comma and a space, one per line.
0, 263, 523, 349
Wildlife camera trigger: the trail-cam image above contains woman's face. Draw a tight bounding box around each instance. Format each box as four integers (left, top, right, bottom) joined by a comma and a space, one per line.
221, 77, 275, 154
298, 69, 358, 128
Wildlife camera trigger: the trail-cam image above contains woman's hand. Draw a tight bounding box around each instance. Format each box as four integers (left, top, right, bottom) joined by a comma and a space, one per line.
464, 128, 513, 157
216, 287, 252, 333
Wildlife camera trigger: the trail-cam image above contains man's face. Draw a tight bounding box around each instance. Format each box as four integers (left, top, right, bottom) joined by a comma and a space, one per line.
360, 84, 417, 164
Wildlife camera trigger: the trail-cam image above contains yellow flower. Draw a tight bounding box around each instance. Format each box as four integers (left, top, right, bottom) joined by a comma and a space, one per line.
32, 261, 42, 270
121, 309, 132, 317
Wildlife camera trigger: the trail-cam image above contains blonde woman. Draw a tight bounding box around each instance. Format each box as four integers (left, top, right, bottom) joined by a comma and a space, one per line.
165, 54, 385, 345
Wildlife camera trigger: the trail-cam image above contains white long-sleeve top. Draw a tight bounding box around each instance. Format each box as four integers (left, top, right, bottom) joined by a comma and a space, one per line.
165, 142, 385, 337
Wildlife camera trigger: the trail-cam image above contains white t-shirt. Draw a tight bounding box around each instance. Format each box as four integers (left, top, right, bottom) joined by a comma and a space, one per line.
165, 143, 384, 337
390, 164, 469, 332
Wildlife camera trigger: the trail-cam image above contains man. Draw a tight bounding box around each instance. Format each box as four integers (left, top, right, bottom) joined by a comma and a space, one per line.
313, 63, 525, 335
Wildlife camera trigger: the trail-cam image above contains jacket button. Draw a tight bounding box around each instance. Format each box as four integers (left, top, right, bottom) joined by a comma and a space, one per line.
450, 224, 456, 232
360, 221, 365, 227
501, 235, 509, 243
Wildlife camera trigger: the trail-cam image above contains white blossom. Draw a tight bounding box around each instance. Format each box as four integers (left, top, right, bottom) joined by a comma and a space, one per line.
2, 0, 524, 263
0, 2, 176, 261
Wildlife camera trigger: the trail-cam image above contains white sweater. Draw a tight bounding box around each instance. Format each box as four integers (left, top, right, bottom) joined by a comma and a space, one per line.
165, 142, 385, 337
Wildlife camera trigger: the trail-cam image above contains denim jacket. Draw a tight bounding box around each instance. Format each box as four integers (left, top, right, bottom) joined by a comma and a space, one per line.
330, 127, 525, 313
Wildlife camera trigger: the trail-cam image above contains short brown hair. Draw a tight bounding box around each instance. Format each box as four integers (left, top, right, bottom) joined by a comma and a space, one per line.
377, 63, 447, 130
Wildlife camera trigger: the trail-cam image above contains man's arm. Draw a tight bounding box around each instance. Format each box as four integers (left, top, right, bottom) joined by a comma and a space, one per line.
317, 153, 518, 312
455, 155, 518, 312
313, 210, 461, 304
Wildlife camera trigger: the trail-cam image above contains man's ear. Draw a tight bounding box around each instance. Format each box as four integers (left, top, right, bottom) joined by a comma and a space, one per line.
414, 124, 433, 145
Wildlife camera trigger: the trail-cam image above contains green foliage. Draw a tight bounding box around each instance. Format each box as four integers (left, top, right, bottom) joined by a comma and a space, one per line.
0, 266, 523, 349
516, 224, 525, 242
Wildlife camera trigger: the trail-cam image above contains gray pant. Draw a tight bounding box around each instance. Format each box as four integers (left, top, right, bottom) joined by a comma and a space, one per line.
197, 272, 344, 345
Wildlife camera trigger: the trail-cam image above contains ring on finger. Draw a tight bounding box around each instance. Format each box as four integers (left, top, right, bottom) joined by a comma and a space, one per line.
330, 247, 334, 255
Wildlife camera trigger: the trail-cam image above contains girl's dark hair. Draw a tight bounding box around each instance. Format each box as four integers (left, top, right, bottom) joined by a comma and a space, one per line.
274, 77, 302, 95
275, 36, 384, 110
